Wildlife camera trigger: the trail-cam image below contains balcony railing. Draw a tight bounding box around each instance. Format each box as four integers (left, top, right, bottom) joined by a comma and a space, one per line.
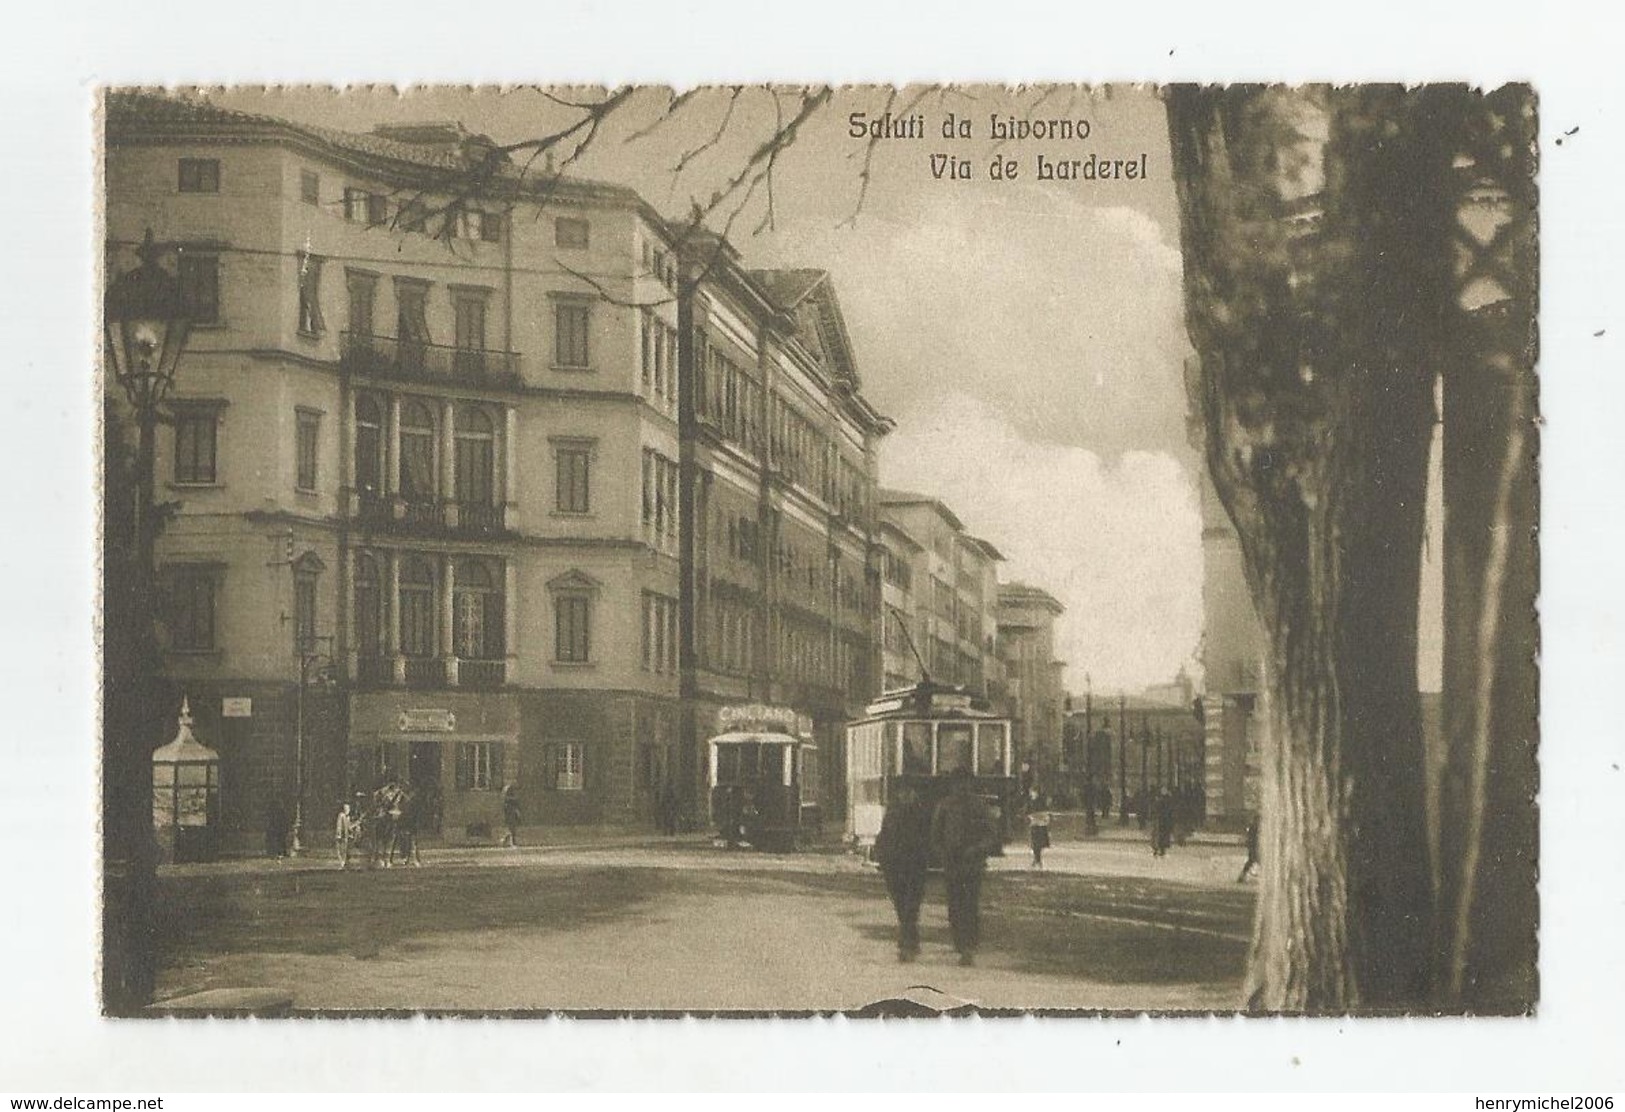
342, 332, 521, 389
458, 659, 506, 689
352, 494, 508, 537
403, 656, 442, 689
356, 655, 392, 688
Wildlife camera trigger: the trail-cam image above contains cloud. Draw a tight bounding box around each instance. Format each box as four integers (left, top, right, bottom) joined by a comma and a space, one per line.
880, 391, 1202, 693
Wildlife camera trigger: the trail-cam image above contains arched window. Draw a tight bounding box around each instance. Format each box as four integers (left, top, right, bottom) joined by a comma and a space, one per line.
398, 555, 436, 658
354, 552, 382, 660
454, 558, 504, 660
355, 394, 384, 495
399, 399, 436, 501
454, 406, 495, 507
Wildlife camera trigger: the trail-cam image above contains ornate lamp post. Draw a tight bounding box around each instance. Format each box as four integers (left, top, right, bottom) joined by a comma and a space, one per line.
103, 228, 191, 1012
291, 635, 338, 856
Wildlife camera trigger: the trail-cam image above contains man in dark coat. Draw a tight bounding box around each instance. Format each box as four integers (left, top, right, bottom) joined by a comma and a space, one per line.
501, 782, 521, 848
930, 771, 1001, 966
874, 783, 933, 962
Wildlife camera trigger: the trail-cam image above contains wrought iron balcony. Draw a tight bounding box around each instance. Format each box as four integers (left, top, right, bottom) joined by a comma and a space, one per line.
342, 332, 521, 389
454, 501, 506, 536
356, 655, 393, 689
403, 657, 442, 689
458, 659, 506, 690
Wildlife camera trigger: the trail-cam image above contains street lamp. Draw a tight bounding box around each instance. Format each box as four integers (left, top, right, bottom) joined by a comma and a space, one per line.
292, 634, 338, 856
103, 227, 191, 1013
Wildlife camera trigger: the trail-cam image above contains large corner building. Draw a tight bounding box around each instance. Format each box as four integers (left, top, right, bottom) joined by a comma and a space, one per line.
104, 92, 891, 850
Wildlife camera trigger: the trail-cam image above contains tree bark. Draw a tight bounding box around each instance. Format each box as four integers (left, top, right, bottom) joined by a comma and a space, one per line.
1168, 86, 1455, 1011
1434, 86, 1540, 1014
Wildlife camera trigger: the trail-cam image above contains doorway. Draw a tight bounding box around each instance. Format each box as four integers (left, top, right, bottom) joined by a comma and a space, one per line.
408, 742, 443, 835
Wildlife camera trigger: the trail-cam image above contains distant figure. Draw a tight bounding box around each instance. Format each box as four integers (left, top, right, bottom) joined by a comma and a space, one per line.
931, 771, 1001, 966
659, 779, 680, 837
1027, 806, 1052, 869
1237, 812, 1261, 883
333, 802, 356, 869
501, 782, 521, 848
715, 784, 745, 848
874, 784, 933, 962
1151, 789, 1175, 857
369, 783, 400, 868
396, 787, 423, 867
264, 798, 289, 859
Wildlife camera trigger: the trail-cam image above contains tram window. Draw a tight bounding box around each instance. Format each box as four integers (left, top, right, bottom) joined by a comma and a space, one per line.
801, 749, 819, 801
977, 723, 1007, 776
883, 722, 900, 774
902, 722, 932, 775
761, 744, 783, 785
715, 745, 741, 784
938, 723, 973, 775
737, 741, 761, 781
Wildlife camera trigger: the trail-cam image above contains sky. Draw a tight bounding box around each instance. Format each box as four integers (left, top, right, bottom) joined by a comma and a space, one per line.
212, 85, 1205, 693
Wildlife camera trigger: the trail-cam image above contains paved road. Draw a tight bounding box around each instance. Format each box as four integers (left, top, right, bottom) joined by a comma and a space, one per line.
154, 839, 1256, 1014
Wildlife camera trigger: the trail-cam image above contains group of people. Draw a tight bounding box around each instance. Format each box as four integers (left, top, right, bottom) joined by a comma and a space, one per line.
333, 781, 434, 869
873, 770, 1003, 967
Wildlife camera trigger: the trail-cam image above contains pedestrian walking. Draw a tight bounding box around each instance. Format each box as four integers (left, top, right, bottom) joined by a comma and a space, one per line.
930, 771, 1001, 967
1237, 812, 1261, 882
659, 778, 680, 837
264, 798, 289, 859
501, 781, 521, 848
874, 784, 933, 962
1151, 789, 1174, 857
334, 802, 356, 869
396, 787, 424, 867
1027, 806, 1051, 869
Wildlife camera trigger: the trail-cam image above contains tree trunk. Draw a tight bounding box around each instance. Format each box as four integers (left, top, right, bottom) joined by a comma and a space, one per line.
1434, 86, 1540, 1014
1168, 86, 1457, 1010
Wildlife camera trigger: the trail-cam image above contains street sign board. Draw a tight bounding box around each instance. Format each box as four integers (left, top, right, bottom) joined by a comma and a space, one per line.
221, 697, 252, 718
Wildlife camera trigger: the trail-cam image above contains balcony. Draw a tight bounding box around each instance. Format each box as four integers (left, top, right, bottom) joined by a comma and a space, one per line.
458, 659, 507, 690
352, 655, 506, 691
342, 332, 521, 390
351, 493, 509, 538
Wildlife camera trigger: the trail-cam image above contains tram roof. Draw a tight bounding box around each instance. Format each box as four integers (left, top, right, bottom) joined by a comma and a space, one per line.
707, 731, 814, 747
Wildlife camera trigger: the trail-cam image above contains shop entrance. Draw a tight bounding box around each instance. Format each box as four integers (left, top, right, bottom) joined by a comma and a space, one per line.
408, 742, 443, 835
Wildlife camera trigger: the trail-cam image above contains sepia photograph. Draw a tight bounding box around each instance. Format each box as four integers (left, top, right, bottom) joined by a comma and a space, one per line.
94, 81, 1542, 1021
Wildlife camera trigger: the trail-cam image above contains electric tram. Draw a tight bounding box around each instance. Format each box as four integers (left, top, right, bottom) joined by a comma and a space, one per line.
843, 681, 1019, 851
705, 705, 822, 852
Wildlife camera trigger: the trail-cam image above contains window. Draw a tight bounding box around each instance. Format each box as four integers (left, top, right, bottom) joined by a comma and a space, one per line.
902, 722, 932, 775
353, 394, 384, 496
453, 291, 488, 376
555, 217, 589, 249
366, 193, 388, 226
346, 271, 376, 338
173, 408, 218, 485
293, 561, 319, 653
554, 301, 591, 368
546, 742, 585, 791
454, 407, 495, 508
300, 170, 320, 205
354, 552, 382, 660
343, 187, 367, 222
178, 158, 220, 193
554, 441, 591, 514
938, 723, 973, 775
479, 211, 503, 243
641, 591, 678, 675
296, 252, 325, 335
640, 449, 678, 547
555, 594, 590, 663
455, 742, 503, 791
453, 559, 504, 661
398, 556, 437, 659
396, 280, 431, 373
398, 399, 437, 501
295, 410, 320, 492
167, 567, 217, 651
177, 251, 219, 325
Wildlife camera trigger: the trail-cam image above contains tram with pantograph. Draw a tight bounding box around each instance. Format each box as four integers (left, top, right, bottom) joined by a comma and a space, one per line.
706, 704, 822, 852
843, 680, 1019, 854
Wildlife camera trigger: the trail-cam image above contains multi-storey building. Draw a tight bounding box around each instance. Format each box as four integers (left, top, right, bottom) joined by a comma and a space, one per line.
104, 92, 888, 849
875, 492, 1003, 699
996, 582, 1067, 782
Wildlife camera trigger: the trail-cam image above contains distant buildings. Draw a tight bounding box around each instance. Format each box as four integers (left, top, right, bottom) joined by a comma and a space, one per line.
995, 583, 1068, 782
104, 92, 890, 849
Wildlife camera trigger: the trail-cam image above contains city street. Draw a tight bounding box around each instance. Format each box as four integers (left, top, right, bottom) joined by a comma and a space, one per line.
153, 834, 1257, 1014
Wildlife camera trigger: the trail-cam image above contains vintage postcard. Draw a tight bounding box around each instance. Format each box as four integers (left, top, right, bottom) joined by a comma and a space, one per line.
98, 83, 1538, 1018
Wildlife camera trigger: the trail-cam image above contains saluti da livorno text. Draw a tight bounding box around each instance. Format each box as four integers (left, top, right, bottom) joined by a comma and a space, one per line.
847, 112, 1094, 141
